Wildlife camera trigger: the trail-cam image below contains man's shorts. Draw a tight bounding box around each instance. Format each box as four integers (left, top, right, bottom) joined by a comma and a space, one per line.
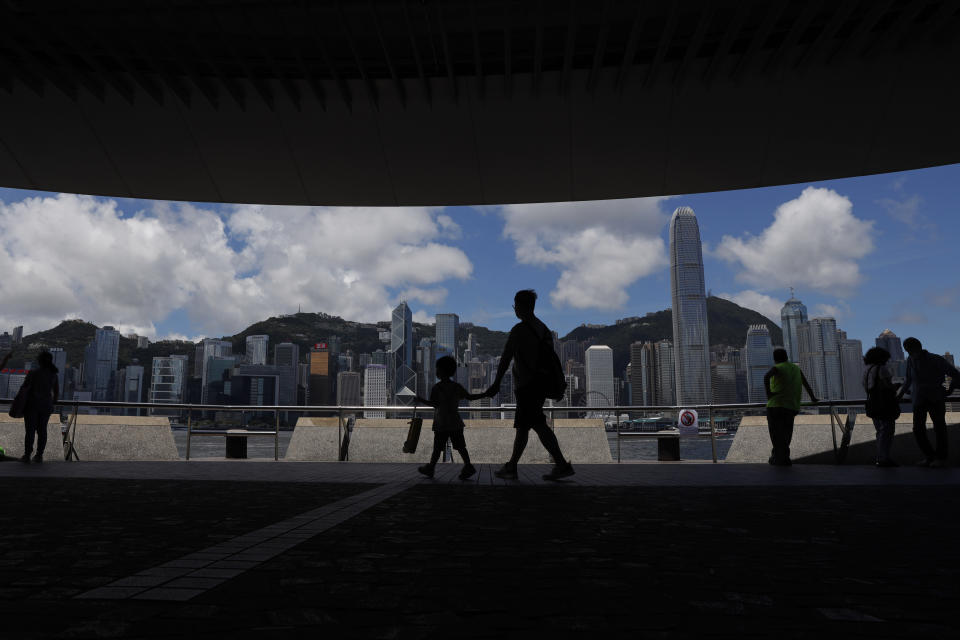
513, 387, 548, 431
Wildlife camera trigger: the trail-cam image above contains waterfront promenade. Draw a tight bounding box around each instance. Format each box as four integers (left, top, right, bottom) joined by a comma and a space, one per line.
1, 461, 958, 638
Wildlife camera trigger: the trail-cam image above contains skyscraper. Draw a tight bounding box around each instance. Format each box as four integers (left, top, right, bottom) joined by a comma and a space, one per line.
84, 325, 120, 401
639, 342, 658, 406
274, 342, 300, 407
435, 313, 459, 361
655, 339, 676, 406
336, 371, 361, 407
149, 355, 188, 416
744, 325, 774, 403
119, 365, 145, 416
585, 345, 615, 409
837, 331, 865, 400
12, 325, 22, 344
798, 318, 843, 401
669, 206, 711, 405
363, 364, 388, 418
391, 301, 416, 403
198, 338, 232, 403
780, 290, 808, 363
629, 342, 645, 406
308, 343, 333, 406
245, 335, 269, 365
876, 329, 906, 378
49, 347, 66, 398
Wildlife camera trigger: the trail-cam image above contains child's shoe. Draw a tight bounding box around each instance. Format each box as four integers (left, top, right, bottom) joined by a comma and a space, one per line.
459, 463, 477, 480
417, 464, 435, 478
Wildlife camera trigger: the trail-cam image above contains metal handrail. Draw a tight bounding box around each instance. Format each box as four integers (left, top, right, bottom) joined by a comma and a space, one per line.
4, 395, 955, 464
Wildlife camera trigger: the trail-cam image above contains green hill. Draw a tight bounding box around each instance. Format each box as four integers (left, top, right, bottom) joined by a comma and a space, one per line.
10, 297, 780, 387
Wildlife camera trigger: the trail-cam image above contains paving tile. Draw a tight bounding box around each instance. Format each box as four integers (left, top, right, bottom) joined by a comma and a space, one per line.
132, 587, 206, 601
74, 585, 146, 599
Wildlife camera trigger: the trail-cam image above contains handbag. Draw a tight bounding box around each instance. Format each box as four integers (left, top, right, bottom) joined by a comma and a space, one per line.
8, 377, 31, 419
864, 365, 901, 420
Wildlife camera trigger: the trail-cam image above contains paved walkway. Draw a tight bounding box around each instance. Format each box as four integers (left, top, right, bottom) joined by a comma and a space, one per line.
1, 461, 958, 638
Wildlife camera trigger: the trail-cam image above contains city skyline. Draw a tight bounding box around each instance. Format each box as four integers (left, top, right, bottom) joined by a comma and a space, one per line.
0, 164, 958, 357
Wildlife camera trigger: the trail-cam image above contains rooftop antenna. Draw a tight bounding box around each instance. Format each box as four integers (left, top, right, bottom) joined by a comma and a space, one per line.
789, 286, 795, 299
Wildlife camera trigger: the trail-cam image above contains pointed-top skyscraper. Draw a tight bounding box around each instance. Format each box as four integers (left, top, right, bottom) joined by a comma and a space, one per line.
669, 206, 711, 405
780, 288, 808, 363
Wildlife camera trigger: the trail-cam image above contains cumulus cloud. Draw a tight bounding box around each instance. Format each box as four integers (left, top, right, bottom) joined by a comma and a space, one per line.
717, 291, 782, 322
498, 197, 671, 309
715, 187, 874, 296
0, 194, 472, 335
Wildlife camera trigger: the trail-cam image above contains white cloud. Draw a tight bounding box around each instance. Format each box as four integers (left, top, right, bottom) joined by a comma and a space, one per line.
398, 287, 449, 306
498, 197, 671, 310
717, 291, 782, 322
410, 310, 433, 324
715, 187, 874, 296
0, 194, 473, 335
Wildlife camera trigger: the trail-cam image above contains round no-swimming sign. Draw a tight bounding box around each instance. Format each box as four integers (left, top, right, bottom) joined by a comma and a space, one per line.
678, 409, 699, 433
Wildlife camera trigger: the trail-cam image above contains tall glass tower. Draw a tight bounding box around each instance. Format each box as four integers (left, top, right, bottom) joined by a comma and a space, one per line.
391, 301, 416, 402
669, 207, 711, 405
780, 289, 808, 363
435, 313, 459, 361
744, 325, 774, 403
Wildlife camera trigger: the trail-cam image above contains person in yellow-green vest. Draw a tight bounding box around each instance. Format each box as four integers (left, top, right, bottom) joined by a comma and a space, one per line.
764, 348, 818, 466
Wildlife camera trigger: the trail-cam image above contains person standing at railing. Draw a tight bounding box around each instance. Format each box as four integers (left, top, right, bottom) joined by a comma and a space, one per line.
764, 348, 818, 466
896, 337, 959, 468
863, 347, 901, 467
413, 356, 485, 481
486, 289, 574, 481
19, 351, 59, 464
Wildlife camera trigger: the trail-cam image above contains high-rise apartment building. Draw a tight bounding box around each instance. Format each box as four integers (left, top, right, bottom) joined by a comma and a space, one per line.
798, 318, 843, 401
363, 364, 388, 418
245, 335, 269, 365
655, 340, 676, 406
391, 302, 416, 402
12, 325, 22, 344
585, 345, 615, 409
669, 206, 711, 404
837, 331, 864, 400
780, 291, 808, 363
435, 313, 459, 361
84, 325, 120, 401
149, 355, 188, 416
336, 371, 361, 407
744, 325, 774, 403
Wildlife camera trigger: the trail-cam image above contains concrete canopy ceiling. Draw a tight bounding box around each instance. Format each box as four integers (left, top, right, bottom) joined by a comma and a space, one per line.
1, 0, 958, 206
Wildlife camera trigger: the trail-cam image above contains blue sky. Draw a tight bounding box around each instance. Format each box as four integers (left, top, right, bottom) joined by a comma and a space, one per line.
0, 163, 957, 356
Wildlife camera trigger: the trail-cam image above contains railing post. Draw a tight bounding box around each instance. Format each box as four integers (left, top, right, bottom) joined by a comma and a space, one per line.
709, 404, 717, 463
616, 409, 621, 463
186, 405, 192, 460
338, 407, 343, 462
275, 408, 280, 461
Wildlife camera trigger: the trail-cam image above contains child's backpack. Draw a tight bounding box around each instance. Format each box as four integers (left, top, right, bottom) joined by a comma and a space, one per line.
526, 322, 568, 402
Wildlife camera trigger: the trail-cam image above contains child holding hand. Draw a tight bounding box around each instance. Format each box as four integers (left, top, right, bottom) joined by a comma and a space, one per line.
414, 355, 489, 480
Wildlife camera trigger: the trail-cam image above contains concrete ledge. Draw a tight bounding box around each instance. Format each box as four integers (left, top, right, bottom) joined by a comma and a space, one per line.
450, 419, 613, 464
0, 418, 65, 460
285, 418, 613, 463
727, 413, 960, 464
71, 416, 178, 461
285, 418, 342, 461
348, 419, 437, 463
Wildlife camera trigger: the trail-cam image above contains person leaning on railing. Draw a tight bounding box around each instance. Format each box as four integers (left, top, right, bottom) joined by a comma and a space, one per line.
897, 337, 960, 468
764, 348, 818, 466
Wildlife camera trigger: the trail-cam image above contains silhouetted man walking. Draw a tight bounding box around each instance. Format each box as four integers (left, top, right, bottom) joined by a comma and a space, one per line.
897, 337, 959, 467
487, 290, 574, 481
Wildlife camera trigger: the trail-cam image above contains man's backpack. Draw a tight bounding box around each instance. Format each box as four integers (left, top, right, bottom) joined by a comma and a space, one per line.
526, 322, 568, 402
